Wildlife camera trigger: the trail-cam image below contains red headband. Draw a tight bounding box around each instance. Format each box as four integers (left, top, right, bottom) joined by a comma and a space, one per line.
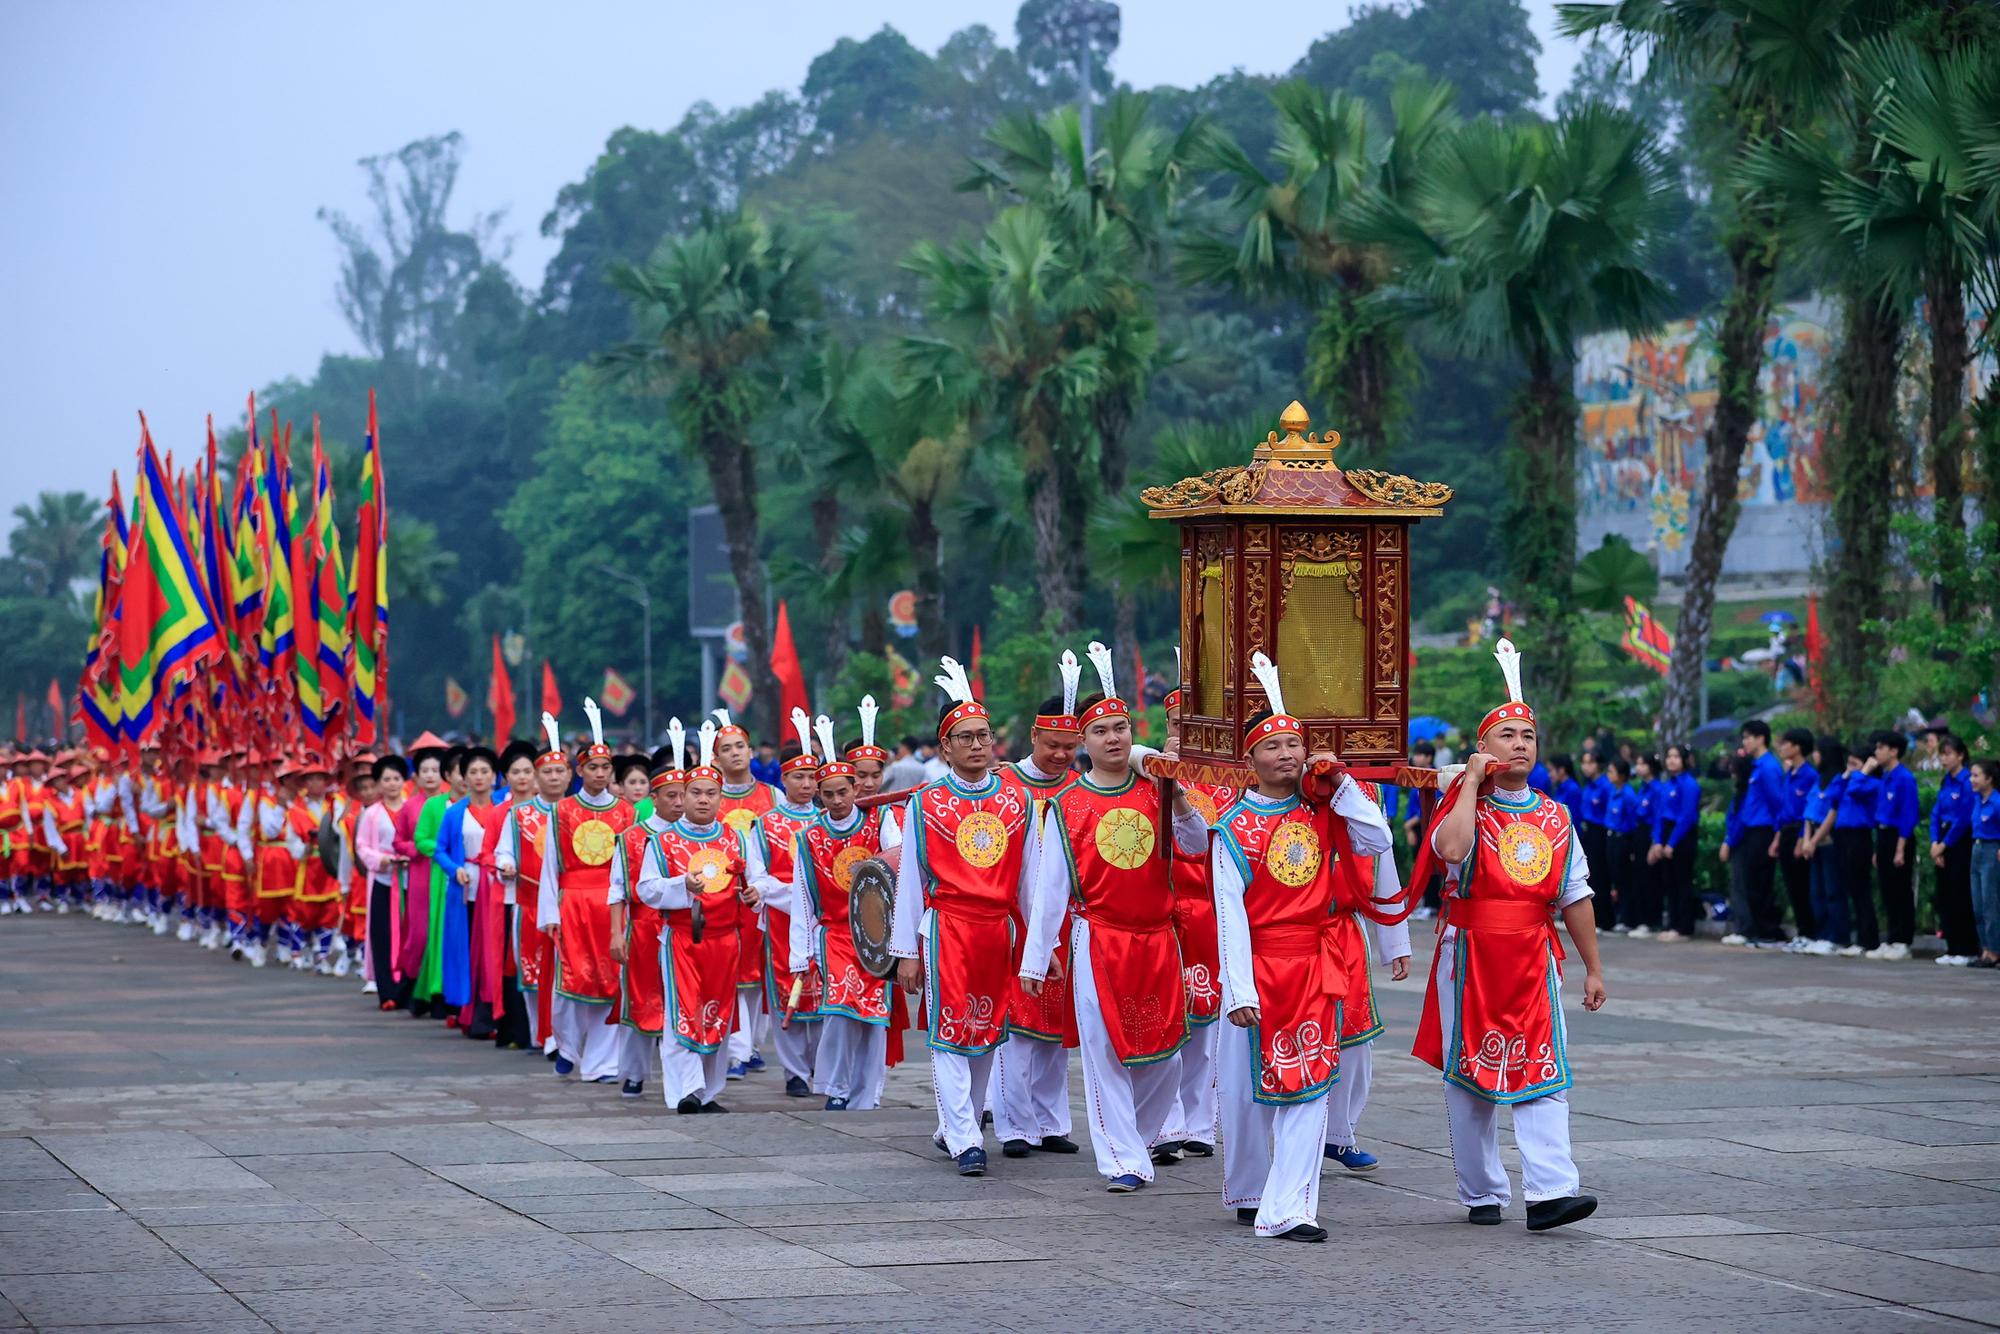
1033, 711, 1080, 735
1245, 713, 1304, 750
780, 754, 818, 776
939, 701, 988, 742
1478, 702, 1535, 739
845, 743, 888, 764
1079, 697, 1128, 727
817, 760, 857, 781
1163, 687, 1183, 711
686, 765, 722, 785
535, 750, 570, 769
715, 723, 749, 740
579, 742, 613, 763
650, 769, 686, 792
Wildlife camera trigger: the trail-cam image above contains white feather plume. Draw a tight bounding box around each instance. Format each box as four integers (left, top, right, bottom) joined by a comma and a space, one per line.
1494, 637, 1524, 705
790, 706, 813, 757
814, 714, 838, 766
933, 656, 974, 705
1174, 646, 1182, 688
1058, 650, 1082, 716
540, 712, 561, 754
1249, 651, 1287, 718
712, 707, 733, 731
667, 717, 686, 772
858, 695, 878, 749
697, 720, 718, 771
1085, 640, 1117, 700
583, 697, 604, 746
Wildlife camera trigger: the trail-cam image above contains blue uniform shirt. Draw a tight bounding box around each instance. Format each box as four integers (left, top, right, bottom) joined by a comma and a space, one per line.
1930, 768, 1973, 847
1782, 761, 1818, 825
1836, 771, 1879, 829
1724, 793, 1744, 848
1580, 775, 1611, 827
1606, 783, 1639, 836
1528, 762, 1551, 796
1554, 776, 1584, 827
1875, 764, 1919, 838
1972, 789, 2000, 841
1739, 751, 1787, 828
1659, 772, 1700, 845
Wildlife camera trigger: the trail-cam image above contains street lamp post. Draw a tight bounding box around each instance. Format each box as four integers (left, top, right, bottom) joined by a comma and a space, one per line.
595, 564, 653, 744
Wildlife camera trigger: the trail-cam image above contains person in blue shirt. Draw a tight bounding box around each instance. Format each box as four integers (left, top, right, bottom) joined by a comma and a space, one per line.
1528, 760, 1551, 796
1799, 737, 1849, 953
1624, 754, 1662, 935
1865, 729, 1920, 958
1604, 757, 1639, 932
1774, 726, 1820, 947
1968, 758, 2000, 969
1928, 734, 1978, 962
1577, 751, 1613, 929
1650, 743, 1702, 940
1718, 752, 1753, 944
1730, 721, 1790, 945
1829, 746, 1883, 955
1548, 753, 1584, 827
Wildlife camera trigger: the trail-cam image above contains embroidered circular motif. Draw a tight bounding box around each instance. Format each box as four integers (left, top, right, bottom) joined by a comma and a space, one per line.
1265, 820, 1322, 887
954, 810, 1009, 869
571, 818, 617, 866
1498, 821, 1554, 886
687, 846, 734, 895
1094, 806, 1156, 870
721, 807, 759, 835
1183, 787, 1221, 826
831, 844, 869, 891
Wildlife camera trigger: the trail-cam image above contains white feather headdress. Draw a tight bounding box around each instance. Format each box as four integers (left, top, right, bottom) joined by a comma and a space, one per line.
790, 706, 814, 758
540, 712, 561, 754
814, 715, 839, 766
667, 717, 686, 772
1085, 640, 1117, 700
697, 720, 718, 771
934, 656, 975, 705
857, 695, 879, 750
1494, 638, 1525, 704
1249, 651, 1287, 717
1057, 650, 1082, 716
712, 707, 735, 732
582, 697, 604, 746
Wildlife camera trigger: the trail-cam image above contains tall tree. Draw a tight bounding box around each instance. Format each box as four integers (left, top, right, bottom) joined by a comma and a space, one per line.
1294, 0, 1541, 119
602, 209, 818, 736
3, 492, 99, 600
1015, 0, 1120, 149
1352, 105, 1673, 717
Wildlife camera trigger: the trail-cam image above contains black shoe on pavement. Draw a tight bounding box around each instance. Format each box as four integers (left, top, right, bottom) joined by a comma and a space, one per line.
1003, 1138, 1032, 1158
1467, 1205, 1503, 1226
1236, 1207, 1258, 1226
1525, 1195, 1597, 1232
956, 1147, 987, 1177
1182, 1141, 1215, 1158
980, 1109, 993, 1129
1035, 1135, 1081, 1154
1151, 1140, 1185, 1165
784, 1075, 812, 1097
1276, 1223, 1328, 1242
676, 1095, 703, 1114
620, 1079, 643, 1099
697, 1100, 729, 1113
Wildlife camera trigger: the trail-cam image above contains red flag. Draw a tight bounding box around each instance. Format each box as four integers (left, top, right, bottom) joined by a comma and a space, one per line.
1805, 593, 1825, 713
970, 625, 985, 701
489, 634, 516, 746
769, 600, 809, 724
46, 679, 64, 740
540, 660, 562, 719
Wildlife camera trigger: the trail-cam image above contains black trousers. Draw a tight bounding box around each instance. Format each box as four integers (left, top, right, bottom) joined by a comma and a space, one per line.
1620, 836, 1657, 929
1776, 822, 1816, 939
1936, 840, 1977, 955
1877, 827, 1916, 946
1836, 826, 1881, 950
1664, 831, 1698, 934
1737, 825, 1782, 940
368, 879, 413, 1008
1581, 824, 1613, 928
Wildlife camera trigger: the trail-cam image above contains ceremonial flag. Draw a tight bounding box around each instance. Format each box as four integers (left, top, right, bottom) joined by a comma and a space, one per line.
290, 424, 323, 738
1804, 593, 1825, 714
348, 389, 388, 743
489, 635, 516, 745
312, 433, 349, 747
717, 660, 752, 713
1619, 596, 1673, 676
540, 660, 562, 718
600, 668, 635, 717
78, 471, 128, 750
444, 677, 468, 719
46, 678, 64, 740
769, 600, 808, 724
116, 416, 221, 751
229, 407, 267, 652
969, 625, 985, 701
258, 416, 295, 677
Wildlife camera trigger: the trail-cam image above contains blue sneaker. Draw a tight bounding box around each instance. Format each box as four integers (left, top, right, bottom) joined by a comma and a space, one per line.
1324, 1145, 1378, 1172
621, 1079, 643, 1099
553, 1056, 575, 1078
745, 1052, 767, 1073
1106, 1173, 1145, 1193
824, 1097, 850, 1111
726, 1062, 749, 1080
955, 1147, 987, 1177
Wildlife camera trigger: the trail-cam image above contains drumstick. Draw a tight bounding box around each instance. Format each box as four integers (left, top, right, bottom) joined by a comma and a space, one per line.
780, 973, 805, 1030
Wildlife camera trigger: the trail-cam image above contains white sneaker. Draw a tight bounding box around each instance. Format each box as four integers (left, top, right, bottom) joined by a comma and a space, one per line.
55, 901, 70, 915
1807, 939, 1837, 956
333, 954, 353, 979
1612, 924, 1631, 934
293, 954, 312, 971
1883, 942, 1911, 961
361, 979, 378, 995
1656, 929, 1684, 942
1838, 944, 1865, 957
247, 943, 267, 968
201, 927, 223, 951
1630, 925, 1655, 940
1720, 933, 1748, 946
1936, 953, 1969, 967
275, 943, 293, 964
174, 919, 194, 940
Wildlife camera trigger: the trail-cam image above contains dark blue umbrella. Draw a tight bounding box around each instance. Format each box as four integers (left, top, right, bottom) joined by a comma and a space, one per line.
1408, 716, 1449, 742
1759, 610, 1797, 628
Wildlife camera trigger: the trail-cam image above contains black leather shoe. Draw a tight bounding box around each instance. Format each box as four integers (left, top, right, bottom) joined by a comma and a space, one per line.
784, 1075, 811, 1097
1035, 1135, 1081, 1154
1467, 1204, 1503, 1226
1277, 1223, 1327, 1242
620, 1079, 643, 1099
1003, 1138, 1032, 1158
676, 1095, 703, 1115
697, 1100, 729, 1114
1151, 1140, 1185, 1165
1183, 1141, 1215, 1158
1236, 1207, 1258, 1226
956, 1147, 987, 1177
1525, 1195, 1597, 1232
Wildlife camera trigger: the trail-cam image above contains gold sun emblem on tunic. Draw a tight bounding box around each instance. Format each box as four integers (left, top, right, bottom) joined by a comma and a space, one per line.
832, 844, 869, 891
955, 811, 1009, 869
1498, 822, 1554, 886
571, 819, 617, 867
1183, 787, 1221, 827
688, 846, 733, 895
1094, 807, 1156, 870
721, 807, 759, 835
1266, 820, 1322, 888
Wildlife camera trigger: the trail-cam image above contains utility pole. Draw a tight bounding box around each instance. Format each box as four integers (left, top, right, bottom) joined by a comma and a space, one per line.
595, 565, 653, 744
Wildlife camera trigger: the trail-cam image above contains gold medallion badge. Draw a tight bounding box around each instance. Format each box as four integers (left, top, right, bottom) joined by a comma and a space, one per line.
1266, 820, 1323, 888
571, 818, 617, 867
832, 844, 869, 891
1094, 806, 1156, 870
688, 846, 733, 895
1184, 787, 1221, 827
722, 807, 759, 835
955, 810, 1009, 869
1498, 821, 1554, 886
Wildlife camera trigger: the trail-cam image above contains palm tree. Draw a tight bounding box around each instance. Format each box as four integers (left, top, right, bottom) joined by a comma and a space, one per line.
1350, 105, 1674, 716
5, 492, 100, 601
602, 208, 818, 736
1180, 76, 1459, 457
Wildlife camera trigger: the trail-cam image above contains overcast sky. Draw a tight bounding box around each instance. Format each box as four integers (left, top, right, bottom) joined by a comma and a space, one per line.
0, 2, 1584, 531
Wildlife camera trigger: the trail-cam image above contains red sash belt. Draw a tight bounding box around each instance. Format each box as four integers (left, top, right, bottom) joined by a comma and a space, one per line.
1443, 898, 1564, 960
1253, 920, 1344, 997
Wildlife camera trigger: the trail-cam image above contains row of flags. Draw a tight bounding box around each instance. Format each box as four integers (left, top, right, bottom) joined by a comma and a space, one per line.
74, 392, 390, 763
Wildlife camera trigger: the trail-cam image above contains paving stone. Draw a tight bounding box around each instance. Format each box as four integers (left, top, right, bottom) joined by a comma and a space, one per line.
0, 1268, 221, 1306
668, 1266, 907, 1300
0, 1290, 255, 1328
514, 1205, 734, 1234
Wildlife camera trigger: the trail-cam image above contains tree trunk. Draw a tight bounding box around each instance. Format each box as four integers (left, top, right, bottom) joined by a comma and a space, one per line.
1658, 224, 1779, 748
1308, 285, 1391, 457
1507, 353, 1579, 717
1112, 582, 1139, 699
1025, 447, 1081, 632
1821, 288, 1907, 734
811, 488, 847, 683
909, 498, 948, 665
702, 432, 780, 738
1924, 267, 1968, 620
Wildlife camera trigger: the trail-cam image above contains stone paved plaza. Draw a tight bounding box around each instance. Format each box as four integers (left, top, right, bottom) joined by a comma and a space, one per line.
3, 912, 2000, 1331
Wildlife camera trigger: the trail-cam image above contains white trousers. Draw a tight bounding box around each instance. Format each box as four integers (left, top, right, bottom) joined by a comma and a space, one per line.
1071, 920, 1179, 1182
617, 1026, 655, 1084
1160, 1020, 1220, 1148
933, 1047, 998, 1156
661, 1039, 731, 1106
815, 1015, 888, 1108
1446, 1086, 1578, 1207
730, 991, 765, 1062
991, 1033, 1072, 1144
771, 1011, 820, 1083
551, 997, 622, 1081
1324, 1041, 1374, 1149
1218, 1021, 1331, 1236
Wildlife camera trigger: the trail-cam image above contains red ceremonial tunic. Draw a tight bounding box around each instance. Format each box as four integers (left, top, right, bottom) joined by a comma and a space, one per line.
912, 770, 1032, 1056
720, 781, 777, 992
49, 790, 86, 882
797, 808, 891, 1024
85, 781, 112, 881
23, 780, 52, 876
252, 791, 297, 920
509, 799, 553, 989
1044, 774, 1187, 1065
655, 821, 746, 1053
1008, 763, 1076, 1044
1174, 781, 1235, 1025
549, 794, 636, 1003
209, 785, 249, 911
1216, 792, 1343, 1106
1329, 781, 1386, 1047
341, 802, 367, 924
3, 777, 27, 875
1414, 788, 1574, 1104
618, 819, 669, 1037
291, 799, 340, 906
754, 802, 821, 1022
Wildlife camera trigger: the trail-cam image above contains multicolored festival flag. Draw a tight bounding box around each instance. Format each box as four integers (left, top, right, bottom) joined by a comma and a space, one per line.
114, 416, 222, 751
1620, 596, 1674, 676
444, 676, 469, 719
599, 668, 636, 717
348, 389, 388, 746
